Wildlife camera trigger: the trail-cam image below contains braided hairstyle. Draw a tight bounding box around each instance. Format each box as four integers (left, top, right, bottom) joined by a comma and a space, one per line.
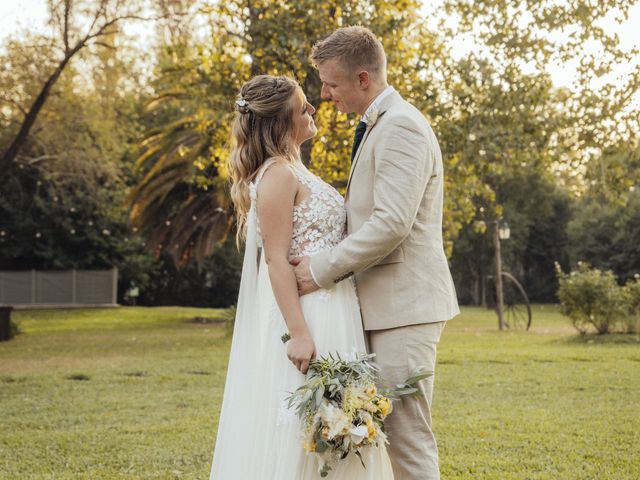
228, 75, 301, 242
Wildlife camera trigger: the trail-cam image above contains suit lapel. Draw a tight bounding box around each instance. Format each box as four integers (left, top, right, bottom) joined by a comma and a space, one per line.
345, 91, 402, 196
346, 124, 375, 192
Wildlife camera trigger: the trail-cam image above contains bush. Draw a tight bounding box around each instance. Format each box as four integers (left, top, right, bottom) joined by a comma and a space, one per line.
223, 305, 237, 337
9, 318, 21, 339
623, 275, 640, 334
138, 239, 243, 308
555, 262, 628, 334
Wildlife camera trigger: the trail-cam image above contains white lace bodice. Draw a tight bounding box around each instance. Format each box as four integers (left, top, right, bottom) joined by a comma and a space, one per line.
249, 160, 346, 258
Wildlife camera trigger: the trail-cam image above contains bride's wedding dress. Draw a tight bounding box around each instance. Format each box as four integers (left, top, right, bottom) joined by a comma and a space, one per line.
210, 159, 394, 479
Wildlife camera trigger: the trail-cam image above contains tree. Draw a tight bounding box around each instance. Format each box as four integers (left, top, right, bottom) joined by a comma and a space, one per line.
568, 189, 640, 283
441, 0, 640, 187
0, 23, 158, 299
130, 0, 486, 265
0, 0, 168, 175
583, 142, 640, 204
127, 2, 240, 267
435, 0, 639, 303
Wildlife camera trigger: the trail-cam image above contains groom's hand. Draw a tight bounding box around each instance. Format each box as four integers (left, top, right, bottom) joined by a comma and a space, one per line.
290, 256, 320, 296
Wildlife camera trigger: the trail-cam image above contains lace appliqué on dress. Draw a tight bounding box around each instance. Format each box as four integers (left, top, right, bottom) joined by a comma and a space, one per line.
289, 165, 346, 258
251, 161, 346, 259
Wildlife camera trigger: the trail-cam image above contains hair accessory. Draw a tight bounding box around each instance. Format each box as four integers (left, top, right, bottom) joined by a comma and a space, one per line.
235, 97, 250, 113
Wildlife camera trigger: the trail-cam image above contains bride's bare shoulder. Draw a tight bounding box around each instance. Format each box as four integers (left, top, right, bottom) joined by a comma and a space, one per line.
256, 158, 297, 199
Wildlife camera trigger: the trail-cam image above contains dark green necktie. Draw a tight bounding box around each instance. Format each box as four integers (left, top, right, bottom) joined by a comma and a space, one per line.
351, 121, 367, 161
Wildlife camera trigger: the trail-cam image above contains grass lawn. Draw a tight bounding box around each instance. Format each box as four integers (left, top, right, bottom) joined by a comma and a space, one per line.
1, 305, 638, 479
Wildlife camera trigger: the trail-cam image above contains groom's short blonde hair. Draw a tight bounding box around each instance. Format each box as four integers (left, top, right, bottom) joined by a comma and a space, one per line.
310, 26, 387, 82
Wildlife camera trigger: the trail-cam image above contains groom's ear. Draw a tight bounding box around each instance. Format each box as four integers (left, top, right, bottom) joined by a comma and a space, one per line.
357, 70, 370, 90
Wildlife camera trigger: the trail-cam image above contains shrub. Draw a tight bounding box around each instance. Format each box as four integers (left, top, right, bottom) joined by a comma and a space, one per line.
223, 305, 237, 337
9, 318, 21, 339
555, 262, 628, 334
623, 275, 640, 334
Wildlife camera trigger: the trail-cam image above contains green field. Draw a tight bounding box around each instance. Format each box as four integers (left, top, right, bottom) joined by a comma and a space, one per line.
1, 305, 638, 479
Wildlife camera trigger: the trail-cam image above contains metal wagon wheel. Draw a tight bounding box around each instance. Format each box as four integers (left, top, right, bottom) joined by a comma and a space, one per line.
499, 272, 532, 331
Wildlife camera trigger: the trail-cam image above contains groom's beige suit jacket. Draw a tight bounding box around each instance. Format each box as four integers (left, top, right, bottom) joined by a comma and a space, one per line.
310, 91, 459, 331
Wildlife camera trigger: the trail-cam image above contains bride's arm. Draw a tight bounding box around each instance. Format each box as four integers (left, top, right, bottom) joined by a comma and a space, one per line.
257, 162, 316, 374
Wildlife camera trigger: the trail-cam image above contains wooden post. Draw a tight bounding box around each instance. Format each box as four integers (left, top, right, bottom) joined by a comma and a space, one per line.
112, 267, 118, 305
31, 269, 36, 305
494, 222, 506, 331
71, 269, 77, 305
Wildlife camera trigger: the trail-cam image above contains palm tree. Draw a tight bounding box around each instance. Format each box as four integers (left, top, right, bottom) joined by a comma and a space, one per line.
127, 42, 236, 268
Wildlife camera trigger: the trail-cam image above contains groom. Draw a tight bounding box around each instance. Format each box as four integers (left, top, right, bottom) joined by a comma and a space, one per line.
293, 26, 459, 479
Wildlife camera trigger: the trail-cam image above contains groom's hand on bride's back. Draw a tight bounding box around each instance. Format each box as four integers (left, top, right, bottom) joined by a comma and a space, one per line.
290, 256, 320, 296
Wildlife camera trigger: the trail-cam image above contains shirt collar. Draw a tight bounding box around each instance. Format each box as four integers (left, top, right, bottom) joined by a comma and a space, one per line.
361, 86, 395, 124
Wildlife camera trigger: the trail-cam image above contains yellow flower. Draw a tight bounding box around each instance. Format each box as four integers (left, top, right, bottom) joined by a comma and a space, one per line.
365, 399, 379, 413
365, 384, 377, 396
367, 422, 377, 440
377, 397, 391, 418
303, 441, 317, 453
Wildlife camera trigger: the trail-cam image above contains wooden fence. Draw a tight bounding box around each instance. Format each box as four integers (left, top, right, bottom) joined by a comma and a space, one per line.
0, 268, 118, 308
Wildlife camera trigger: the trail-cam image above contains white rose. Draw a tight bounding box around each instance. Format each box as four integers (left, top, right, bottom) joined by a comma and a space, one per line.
349, 425, 369, 445
318, 401, 352, 440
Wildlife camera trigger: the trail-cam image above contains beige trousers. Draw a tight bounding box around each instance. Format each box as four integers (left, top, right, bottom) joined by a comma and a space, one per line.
367, 321, 446, 480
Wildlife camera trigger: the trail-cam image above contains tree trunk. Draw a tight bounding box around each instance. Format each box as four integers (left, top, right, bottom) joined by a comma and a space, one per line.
0, 306, 13, 342
0, 52, 75, 175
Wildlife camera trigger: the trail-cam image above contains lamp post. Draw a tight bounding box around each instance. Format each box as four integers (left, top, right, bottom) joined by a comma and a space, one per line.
494, 220, 510, 330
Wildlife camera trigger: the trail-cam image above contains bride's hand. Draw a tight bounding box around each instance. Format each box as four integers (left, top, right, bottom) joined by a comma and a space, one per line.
287, 332, 316, 374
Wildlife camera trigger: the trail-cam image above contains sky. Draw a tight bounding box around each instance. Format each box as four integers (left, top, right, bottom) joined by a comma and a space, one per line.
1, 0, 639, 93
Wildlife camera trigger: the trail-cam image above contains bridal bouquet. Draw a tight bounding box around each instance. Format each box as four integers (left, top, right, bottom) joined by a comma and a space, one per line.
286, 352, 432, 477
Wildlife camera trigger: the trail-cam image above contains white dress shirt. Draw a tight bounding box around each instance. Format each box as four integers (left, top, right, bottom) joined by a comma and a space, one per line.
362, 85, 395, 124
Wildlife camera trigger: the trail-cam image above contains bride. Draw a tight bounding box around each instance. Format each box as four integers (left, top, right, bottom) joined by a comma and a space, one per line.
209, 74, 394, 479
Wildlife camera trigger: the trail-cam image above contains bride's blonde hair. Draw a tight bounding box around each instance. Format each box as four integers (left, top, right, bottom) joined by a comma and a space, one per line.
228, 75, 301, 242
